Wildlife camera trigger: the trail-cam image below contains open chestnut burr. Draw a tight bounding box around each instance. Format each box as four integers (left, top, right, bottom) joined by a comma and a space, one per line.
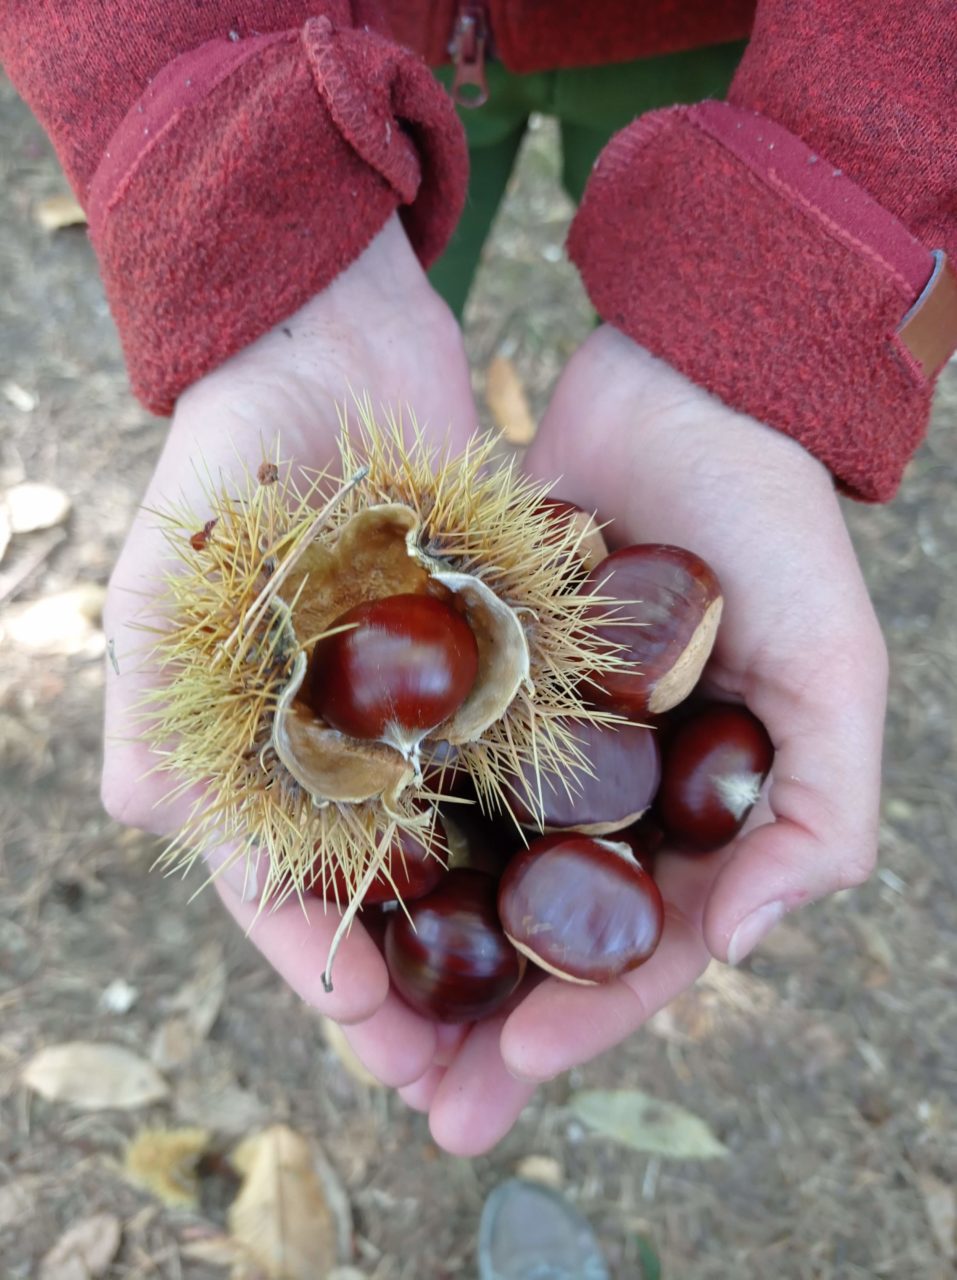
385, 869, 526, 1021
586, 544, 723, 718
655, 701, 775, 851
497, 833, 664, 984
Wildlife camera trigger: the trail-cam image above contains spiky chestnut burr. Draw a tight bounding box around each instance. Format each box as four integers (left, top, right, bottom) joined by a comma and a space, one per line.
136, 402, 633, 989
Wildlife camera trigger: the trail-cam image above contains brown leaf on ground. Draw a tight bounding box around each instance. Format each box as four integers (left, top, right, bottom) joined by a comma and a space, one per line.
124, 1126, 211, 1209
4, 481, 71, 533
917, 1173, 956, 1261
38, 1213, 121, 1280
21, 1041, 169, 1110
34, 193, 87, 232
485, 355, 537, 445
3, 584, 106, 656
228, 1125, 339, 1279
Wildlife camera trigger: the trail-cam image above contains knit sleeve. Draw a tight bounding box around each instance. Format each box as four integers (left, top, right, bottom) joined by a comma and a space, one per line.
0, 1, 468, 414
568, 0, 957, 501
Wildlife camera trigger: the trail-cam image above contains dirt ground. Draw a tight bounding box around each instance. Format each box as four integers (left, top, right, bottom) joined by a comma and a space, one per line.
2, 73, 956, 1280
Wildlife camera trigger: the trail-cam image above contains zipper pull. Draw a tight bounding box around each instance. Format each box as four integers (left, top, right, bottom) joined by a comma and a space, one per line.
450, 3, 489, 108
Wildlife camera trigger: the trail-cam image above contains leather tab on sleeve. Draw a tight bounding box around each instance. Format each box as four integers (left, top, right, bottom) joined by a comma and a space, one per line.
897, 252, 957, 379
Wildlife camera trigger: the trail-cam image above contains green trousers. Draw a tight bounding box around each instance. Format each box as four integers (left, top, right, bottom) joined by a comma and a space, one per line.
429, 42, 746, 317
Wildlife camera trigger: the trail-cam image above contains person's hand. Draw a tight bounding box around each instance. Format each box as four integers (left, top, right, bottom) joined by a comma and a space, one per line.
361, 325, 888, 1155
101, 215, 481, 1064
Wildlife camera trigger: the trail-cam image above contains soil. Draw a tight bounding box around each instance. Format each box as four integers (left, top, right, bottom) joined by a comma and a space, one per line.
2, 77, 956, 1280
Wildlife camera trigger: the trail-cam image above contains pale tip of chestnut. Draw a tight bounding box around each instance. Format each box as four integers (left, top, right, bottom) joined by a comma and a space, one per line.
714, 770, 765, 821
646, 594, 724, 715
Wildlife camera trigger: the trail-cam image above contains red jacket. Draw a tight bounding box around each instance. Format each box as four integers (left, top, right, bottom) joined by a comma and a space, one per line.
2, 1, 955, 500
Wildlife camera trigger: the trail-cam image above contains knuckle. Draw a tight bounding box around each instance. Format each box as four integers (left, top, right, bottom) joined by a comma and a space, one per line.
835, 840, 879, 891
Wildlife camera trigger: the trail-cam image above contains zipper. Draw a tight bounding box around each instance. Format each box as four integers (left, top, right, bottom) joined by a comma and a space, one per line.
449, 2, 490, 108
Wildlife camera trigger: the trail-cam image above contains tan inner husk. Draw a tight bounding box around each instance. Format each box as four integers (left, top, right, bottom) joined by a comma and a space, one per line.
270, 503, 531, 806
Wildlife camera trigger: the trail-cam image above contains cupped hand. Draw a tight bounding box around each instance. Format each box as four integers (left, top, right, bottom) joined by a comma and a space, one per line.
367, 325, 888, 1156
101, 215, 479, 1050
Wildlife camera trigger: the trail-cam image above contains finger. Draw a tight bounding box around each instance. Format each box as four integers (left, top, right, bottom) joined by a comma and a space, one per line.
214, 879, 389, 1024
338, 993, 439, 1088
704, 662, 886, 965
499, 909, 709, 1082
433, 1022, 470, 1067
399, 1065, 447, 1114
428, 1014, 538, 1157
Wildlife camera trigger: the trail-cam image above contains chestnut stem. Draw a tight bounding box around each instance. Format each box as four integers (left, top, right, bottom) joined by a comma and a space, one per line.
212, 464, 369, 673
321, 823, 394, 993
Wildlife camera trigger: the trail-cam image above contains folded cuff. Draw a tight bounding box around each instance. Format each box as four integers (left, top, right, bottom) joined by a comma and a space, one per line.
569, 100, 957, 502
86, 13, 467, 414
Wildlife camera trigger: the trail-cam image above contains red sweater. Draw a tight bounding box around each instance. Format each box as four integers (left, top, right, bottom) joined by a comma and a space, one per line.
2, 1, 955, 501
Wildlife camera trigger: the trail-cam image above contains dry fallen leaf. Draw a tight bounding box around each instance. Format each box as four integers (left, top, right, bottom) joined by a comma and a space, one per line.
228, 1125, 338, 1279
4, 481, 71, 533
22, 1041, 170, 1110
321, 1017, 381, 1089
569, 1089, 728, 1160
35, 192, 87, 232
0, 1177, 36, 1229
485, 355, 537, 445
174, 1075, 270, 1137
2, 584, 106, 656
38, 1213, 121, 1280
514, 1154, 563, 1188
179, 1234, 246, 1269
917, 1172, 956, 1261
1, 380, 37, 412
124, 1126, 211, 1208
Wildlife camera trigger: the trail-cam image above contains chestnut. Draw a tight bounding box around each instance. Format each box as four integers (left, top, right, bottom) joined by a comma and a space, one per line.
305, 593, 479, 749
586, 545, 723, 717
384, 869, 525, 1022
506, 718, 660, 835
497, 833, 664, 984
539, 496, 608, 572
309, 823, 448, 907
655, 701, 774, 851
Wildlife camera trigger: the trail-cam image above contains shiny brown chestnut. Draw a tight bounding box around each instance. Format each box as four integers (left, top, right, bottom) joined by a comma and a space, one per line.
506, 717, 660, 835
385, 869, 525, 1022
309, 821, 448, 907
586, 545, 723, 717
498, 833, 664, 984
306, 593, 479, 749
655, 701, 774, 851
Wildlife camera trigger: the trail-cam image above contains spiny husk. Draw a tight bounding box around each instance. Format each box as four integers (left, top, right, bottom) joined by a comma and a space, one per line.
135, 401, 634, 924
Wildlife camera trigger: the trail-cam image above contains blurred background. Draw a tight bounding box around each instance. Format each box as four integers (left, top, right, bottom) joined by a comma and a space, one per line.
2, 72, 956, 1279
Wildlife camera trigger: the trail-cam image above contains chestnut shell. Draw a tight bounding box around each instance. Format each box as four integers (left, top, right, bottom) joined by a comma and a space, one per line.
655, 701, 774, 851
498, 834, 664, 984
506, 718, 661, 835
384, 869, 525, 1022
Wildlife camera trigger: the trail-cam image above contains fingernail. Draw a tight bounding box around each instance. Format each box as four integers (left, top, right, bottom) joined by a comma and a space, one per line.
727, 900, 785, 967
